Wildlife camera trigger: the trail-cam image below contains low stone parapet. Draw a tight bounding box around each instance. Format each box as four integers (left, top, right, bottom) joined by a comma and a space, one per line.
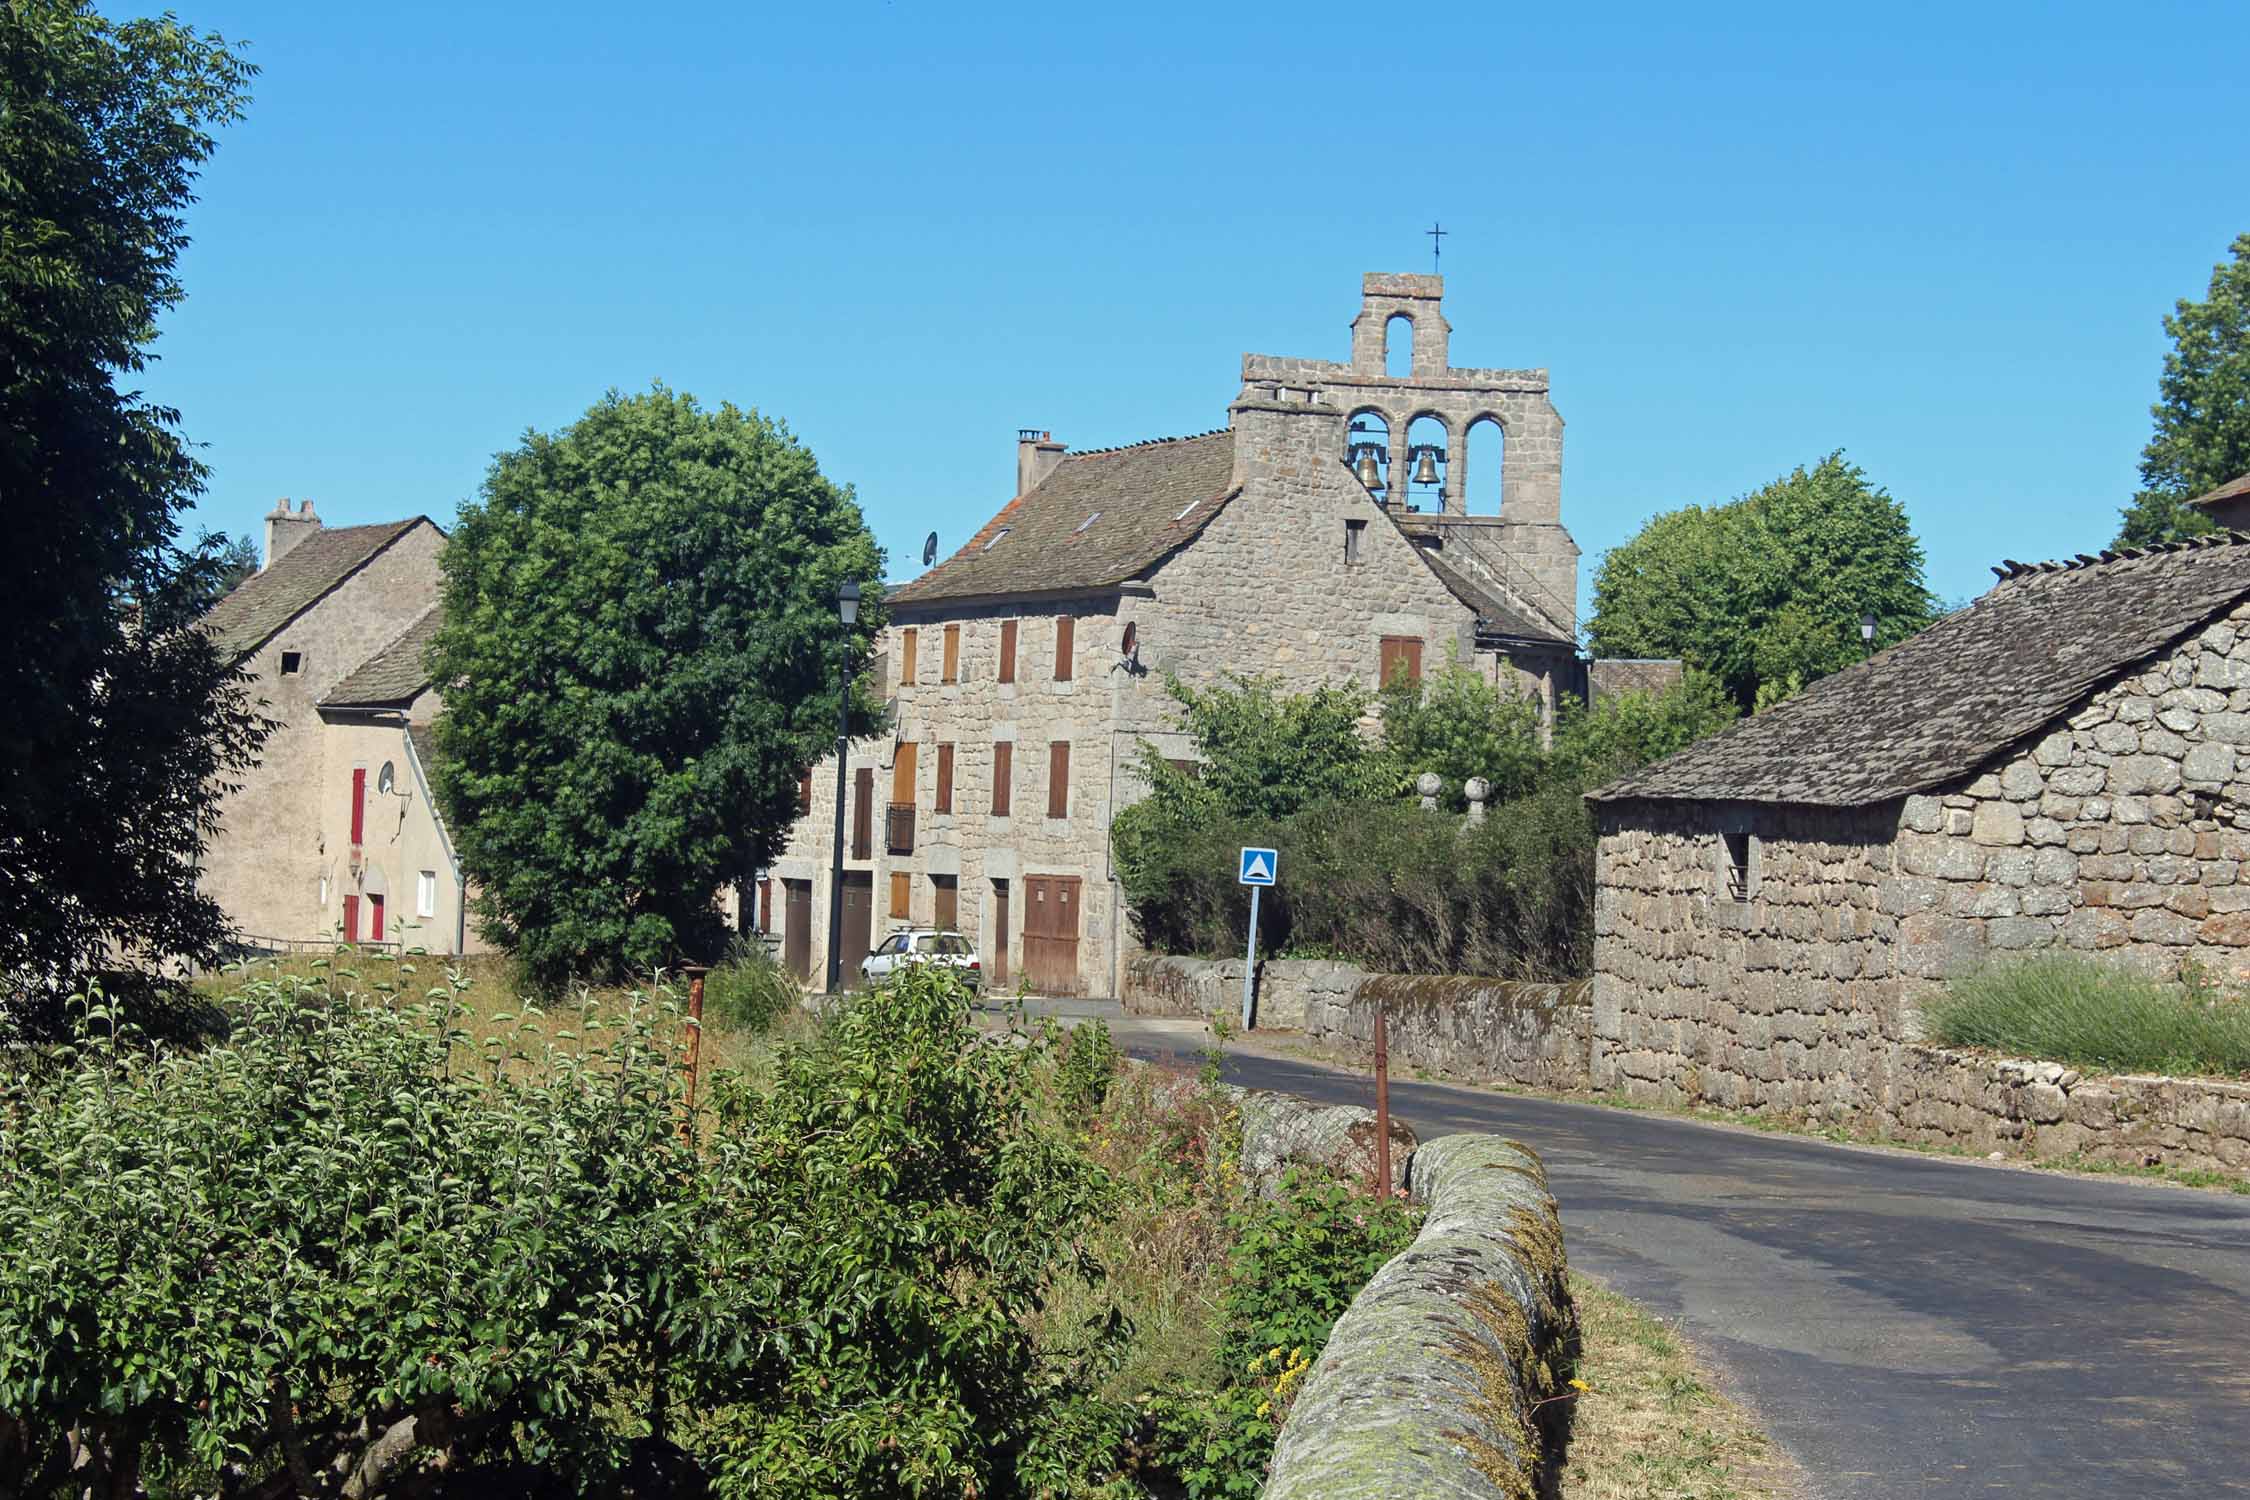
1309, 976, 1592, 1093
1263, 1134, 1575, 1500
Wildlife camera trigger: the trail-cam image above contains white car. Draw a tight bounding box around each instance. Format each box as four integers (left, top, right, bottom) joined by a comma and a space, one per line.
859, 929, 983, 992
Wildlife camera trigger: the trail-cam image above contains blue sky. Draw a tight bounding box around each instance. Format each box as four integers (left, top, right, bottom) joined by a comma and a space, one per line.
142, 0, 2249, 615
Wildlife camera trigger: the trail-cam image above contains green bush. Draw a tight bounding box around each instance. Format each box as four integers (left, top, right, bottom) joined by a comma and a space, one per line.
1924, 955, 2250, 1079
701, 934, 799, 1033
0, 965, 1128, 1497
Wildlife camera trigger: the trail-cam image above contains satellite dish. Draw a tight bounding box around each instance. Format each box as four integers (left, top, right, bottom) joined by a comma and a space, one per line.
1120, 621, 1138, 657
922, 531, 938, 567
376, 762, 396, 796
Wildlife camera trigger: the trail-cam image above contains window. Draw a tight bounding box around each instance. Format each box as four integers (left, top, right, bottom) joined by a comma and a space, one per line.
319, 876, 330, 908
1344, 519, 1366, 565
991, 741, 1013, 816
874, 933, 907, 956
932, 877, 959, 933
936, 742, 955, 813
416, 870, 437, 918
1720, 828, 1758, 902
899, 628, 919, 684
1073, 511, 1101, 534
280, 651, 303, 676
1048, 741, 1071, 819
998, 620, 1017, 684
890, 870, 911, 918
942, 623, 960, 683
1054, 615, 1074, 681
852, 767, 873, 859
1379, 636, 1423, 686
349, 767, 366, 845
983, 526, 1011, 550
1166, 758, 1201, 781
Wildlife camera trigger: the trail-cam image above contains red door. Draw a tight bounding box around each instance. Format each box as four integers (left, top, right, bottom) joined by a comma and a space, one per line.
369, 893, 386, 942
343, 893, 360, 943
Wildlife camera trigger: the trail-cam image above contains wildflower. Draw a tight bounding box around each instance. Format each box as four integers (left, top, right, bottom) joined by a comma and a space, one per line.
1269, 1345, 1284, 1361
1256, 1400, 1272, 1418
1569, 1378, 1591, 1393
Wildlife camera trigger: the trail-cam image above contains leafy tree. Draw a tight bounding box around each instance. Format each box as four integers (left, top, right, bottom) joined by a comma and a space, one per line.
1585, 453, 1937, 708
0, 1, 267, 1017
1549, 667, 1739, 782
194, 530, 260, 605
1376, 657, 1545, 808
430, 385, 883, 986
2115, 232, 2250, 547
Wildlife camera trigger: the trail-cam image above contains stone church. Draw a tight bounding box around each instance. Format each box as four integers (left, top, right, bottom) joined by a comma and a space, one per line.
764, 273, 1585, 994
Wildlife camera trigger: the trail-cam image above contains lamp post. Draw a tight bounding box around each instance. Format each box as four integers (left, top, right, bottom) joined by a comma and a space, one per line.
824, 580, 862, 993
1860, 612, 1877, 660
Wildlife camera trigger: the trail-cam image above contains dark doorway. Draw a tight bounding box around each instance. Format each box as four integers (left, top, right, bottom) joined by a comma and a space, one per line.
783, 878, 812, 979
342, 893, 360, 943
839, 871, 874, 985
990, 879, 1010, 987
1022, 874, 1082, 996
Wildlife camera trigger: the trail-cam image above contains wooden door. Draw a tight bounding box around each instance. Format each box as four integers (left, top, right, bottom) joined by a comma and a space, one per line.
342, 893, 360, 943
990, 880, 1010, 986
369, 893, 386, 942
839, 872, 874, 984
1022, 875, 1081, 996
783, 879, 812, 978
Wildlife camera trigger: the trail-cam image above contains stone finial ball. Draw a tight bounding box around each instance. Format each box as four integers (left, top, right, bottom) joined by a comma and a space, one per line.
1463, 776, 1490, 802
1416, 772, 1443, 797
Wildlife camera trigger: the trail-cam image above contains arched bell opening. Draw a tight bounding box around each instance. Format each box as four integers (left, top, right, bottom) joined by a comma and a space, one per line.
1346, 409, 1392, 504
1403, 414, 1450, 513
1384, 314, 1413, 379
1466, 414, 1506, 516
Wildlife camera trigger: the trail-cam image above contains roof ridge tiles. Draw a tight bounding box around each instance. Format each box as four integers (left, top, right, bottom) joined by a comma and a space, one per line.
1065, 428, 1230, 460
1990, 529, 2250, 581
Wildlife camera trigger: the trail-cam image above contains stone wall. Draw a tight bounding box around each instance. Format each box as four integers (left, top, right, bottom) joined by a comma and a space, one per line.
1264, 1135, 1573, 1500
1309, 976, 1592, 1094
1884, 1046, 2250, 1172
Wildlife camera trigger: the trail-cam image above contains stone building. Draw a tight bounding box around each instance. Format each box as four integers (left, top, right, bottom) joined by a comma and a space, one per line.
1588, 532, 2250, 1114
765, 273, 1583, 993
2187, 471, 2250, 529
197, 502, 486, 955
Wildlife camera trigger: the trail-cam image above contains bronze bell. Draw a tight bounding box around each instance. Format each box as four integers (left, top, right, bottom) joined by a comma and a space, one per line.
1412, 448, 1440, 487
1355, 447, 1383, 491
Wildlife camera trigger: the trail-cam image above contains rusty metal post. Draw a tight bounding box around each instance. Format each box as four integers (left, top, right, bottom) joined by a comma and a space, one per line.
1373, 995, 1392, 1197
681, 965, 709, 1133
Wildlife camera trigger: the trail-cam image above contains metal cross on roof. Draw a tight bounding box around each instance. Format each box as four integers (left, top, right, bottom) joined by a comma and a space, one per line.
1427, 221, 1447, 274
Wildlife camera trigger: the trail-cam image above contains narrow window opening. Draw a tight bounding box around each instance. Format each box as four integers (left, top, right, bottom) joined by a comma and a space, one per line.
1047, 741, 1071, 819
1173, 499, 1199, 521
1073, 511, 1102, 534
416, 870, 437, 918
1721, 828, 1755, 902
1385, 314, 1413, 378
991, 741, 1013, 817
899, 627, 918, 684
983, 527, 1011, 551
941, 623, 960, 684
280, 651, 303, 676
1344, 518, 1366, 565
998, 619, 1017, 684
1054, 615, 1074, 682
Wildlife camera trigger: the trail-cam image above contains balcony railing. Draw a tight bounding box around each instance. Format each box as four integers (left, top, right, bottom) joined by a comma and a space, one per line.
886, 802, 916, 855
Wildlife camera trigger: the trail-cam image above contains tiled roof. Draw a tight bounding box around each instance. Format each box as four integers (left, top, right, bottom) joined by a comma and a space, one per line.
1591, 533, 2250, 807
888, 431, 1238, 606
198, 519, 429, 660
2187, 473, 2250, 511
1418, 550, 1571, 647
321, 606, 440, 708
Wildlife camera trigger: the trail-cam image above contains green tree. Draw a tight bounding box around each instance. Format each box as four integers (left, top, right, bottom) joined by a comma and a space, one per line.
196, 531, 260, 604
2115, 233, 2250, 547
0, 2, 267, 1017
1585, 453, 1937, 708
1549, 667, 1739, 782
1376, 657, 1545, 808
430, 386, 883, 986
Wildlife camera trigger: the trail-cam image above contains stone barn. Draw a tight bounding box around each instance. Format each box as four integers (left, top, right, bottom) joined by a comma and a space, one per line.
1587, 534, 2250, 1114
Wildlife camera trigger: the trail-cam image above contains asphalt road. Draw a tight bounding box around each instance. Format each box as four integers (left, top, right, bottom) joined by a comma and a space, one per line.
1081, 1007, 2250, 1500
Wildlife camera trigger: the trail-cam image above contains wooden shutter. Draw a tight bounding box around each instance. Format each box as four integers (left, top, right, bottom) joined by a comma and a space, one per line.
899, 628, 918, 684
891, 742, 918, 806
350, 767, 366, 845
998, 620, 1017, 683
852, 767, 873, 859
889, 870, 911, 918
1048, 741, 1071, 819
942, 623, 960, 683
1380, 635, 1424, 686
991, 741, 1012, 816
935, 742, 954, 813
1054, 616, 1074, 681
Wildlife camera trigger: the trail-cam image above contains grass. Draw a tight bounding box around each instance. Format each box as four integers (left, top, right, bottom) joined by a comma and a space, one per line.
1924, 954, 2250, 1079
1554, 1273, 1801, 1500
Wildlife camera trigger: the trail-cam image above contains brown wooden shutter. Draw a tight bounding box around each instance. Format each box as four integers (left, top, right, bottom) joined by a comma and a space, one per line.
1380, 635, 1424, 686
852, 766, 873, 859
942, 623, 960, 684
900, 627, 918, 684
998, 619, 1017, 683
889, 870, 911, 918
1054, 615, 1074, 681
991, 741, 1012, 816
932, 875, 958, 932
1048, 741, 1071, 819
935, 742, 954, 813
891, 742, 918, 806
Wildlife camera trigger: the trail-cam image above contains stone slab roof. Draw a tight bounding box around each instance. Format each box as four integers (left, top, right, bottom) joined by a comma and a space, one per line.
1417, 550, 1571, 647
2187, 473, 2250, 511
1591, 533, 2250, 807
322, 605, 440, 708
888, 431, 1238, 606
199, 519, 429, 660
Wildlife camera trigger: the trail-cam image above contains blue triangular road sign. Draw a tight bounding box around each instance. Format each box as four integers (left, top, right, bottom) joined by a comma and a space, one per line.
1239, 847, 1277, 885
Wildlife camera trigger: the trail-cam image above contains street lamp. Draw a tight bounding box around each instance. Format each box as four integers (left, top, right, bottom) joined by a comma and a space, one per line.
1860, 612, 1877, 660
824, 579, 861, 993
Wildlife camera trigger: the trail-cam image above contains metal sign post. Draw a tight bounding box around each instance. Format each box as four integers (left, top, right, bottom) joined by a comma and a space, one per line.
1238, 847, 1277, 1030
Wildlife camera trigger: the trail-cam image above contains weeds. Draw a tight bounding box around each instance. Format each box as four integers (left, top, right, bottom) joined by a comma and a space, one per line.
1925, 954, 2250, 1078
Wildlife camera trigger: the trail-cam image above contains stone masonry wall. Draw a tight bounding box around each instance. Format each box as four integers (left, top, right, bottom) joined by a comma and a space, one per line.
1313, 975, 1593, 1094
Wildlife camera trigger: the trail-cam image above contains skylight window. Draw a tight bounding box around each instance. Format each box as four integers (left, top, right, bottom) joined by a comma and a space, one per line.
1174, 500, 1198, 520
983, 527, 1011, 551
1073, 512, 1102, 534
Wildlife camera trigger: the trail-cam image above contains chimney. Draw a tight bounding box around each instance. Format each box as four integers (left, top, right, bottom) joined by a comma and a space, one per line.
1016, 429, 1065, 496
264, 498, 321, 570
